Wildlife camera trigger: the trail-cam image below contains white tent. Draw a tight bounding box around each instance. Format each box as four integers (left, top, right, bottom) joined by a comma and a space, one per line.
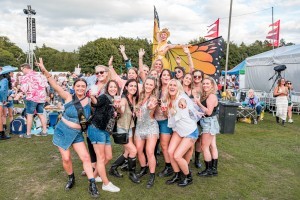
245, 45, 300, 92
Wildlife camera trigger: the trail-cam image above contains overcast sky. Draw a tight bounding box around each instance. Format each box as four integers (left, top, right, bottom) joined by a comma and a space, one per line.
1, 0, 299, 52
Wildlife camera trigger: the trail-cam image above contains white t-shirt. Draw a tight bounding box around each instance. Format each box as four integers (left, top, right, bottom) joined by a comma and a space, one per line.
168, 94, 197, 137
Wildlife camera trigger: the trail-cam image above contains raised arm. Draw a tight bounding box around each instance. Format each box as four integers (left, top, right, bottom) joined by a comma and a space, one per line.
183, 46, 194, 72
108, 56, 124, 88
119, 45, 132, 70
36, 58, 70, 101
138, 48, 147, 83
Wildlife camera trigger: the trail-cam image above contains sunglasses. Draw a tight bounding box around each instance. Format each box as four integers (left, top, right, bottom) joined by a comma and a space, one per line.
194, 75, 202, 79
175, 70, 182, 74
95, 71, 106, 75
287, 83, 292, 85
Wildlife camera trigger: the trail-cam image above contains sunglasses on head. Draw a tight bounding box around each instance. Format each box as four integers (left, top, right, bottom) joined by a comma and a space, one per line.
194, 75, 202, 79
95, 71, 106, 75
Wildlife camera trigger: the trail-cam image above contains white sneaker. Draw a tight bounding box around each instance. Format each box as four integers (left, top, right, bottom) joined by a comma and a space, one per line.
102, 182, 120, 192
95, 176, 102, 182
288, 119, 293, 123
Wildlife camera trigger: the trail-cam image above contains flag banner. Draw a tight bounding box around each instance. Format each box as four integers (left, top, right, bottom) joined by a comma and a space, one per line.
152, 6, 160, 57
266, 19, 280, 47
205, 18, 219, 39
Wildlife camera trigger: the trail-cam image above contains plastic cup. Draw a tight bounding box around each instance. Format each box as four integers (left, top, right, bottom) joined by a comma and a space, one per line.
90, 85, 98, 96
161, 102, 167, 112
114, 95, 121, 103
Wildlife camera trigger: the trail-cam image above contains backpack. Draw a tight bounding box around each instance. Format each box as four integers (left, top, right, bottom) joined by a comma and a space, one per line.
10, 116, 27, 134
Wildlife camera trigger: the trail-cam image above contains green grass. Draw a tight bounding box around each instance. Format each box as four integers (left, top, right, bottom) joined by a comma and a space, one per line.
0, 113, 299, 200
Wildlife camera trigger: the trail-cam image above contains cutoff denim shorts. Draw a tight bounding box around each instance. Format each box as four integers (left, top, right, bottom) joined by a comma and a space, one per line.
25, 100, 44, 114
157, 119, 173, 134
87, 124, 111, 145
4, 100, 13, 108
185, 128, 199, 140
52, 121, 84, 150
200, 115, 220, 135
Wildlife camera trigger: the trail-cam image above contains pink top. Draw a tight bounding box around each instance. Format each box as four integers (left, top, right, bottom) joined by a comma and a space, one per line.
20, 70, 48, 103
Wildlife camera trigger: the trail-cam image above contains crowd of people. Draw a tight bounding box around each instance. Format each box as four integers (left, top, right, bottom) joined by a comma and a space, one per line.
0, 30, 295, 198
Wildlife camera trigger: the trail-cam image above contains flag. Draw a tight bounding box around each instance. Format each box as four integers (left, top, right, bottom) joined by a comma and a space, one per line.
205, 18, 219, 38
152, 6, 160, 55
266, 20, 280, 47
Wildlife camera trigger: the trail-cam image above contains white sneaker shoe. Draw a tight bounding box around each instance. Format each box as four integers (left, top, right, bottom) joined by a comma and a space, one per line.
288, 119, 293, 123
95, 176, 102, 182
102, 182, 120, 192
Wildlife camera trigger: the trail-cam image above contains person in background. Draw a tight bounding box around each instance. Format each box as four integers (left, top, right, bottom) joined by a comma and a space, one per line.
36, 58, 99, 198
286, 81, 294, 123
19, 63, 48, 138
242, 89, 262, 123
273, 78, 288, 126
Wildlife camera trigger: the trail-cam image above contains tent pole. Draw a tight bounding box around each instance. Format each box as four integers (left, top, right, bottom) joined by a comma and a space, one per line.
224, 0, 233, 92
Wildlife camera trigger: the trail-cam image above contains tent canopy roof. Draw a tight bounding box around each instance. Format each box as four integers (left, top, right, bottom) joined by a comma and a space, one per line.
222, 60, 246, 75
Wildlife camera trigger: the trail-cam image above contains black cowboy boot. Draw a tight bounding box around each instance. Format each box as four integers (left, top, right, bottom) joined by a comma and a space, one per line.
0, 131, 11, 140
120, 158, 129, 171
282, 120, 286, 127
88, 179, 100, 198
211, 159, 218, 176
128, 157, 141, 184
177, 173, 193, 187
146, 173, 155, 189
109, 154, 126, 178
166, 171, 181, 185
276, 116, 280, 123
158, 163, 173, 177
198, 161, 213, 177
137, 166, 149, 178
194, 151, 202, 168
65, 173, 75, 190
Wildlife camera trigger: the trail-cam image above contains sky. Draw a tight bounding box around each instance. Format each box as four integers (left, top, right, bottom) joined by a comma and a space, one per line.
1, 0, 299, 52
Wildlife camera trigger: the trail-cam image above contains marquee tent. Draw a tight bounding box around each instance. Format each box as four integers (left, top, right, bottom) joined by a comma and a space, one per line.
245, 45, 300, 92
222, 60, 246, 75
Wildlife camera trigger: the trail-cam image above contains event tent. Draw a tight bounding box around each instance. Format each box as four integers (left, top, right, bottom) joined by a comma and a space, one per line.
222, 60, 246, 75
245, 44, 300, 92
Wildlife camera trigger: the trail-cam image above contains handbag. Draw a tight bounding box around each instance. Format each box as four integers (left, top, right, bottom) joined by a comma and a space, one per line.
72, 95, 88, 132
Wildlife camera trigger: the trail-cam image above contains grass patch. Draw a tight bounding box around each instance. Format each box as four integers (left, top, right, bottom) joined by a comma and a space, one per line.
0, 113, 299, 199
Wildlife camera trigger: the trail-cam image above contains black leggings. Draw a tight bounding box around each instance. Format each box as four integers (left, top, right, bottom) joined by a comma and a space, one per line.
87, 137, 97, 163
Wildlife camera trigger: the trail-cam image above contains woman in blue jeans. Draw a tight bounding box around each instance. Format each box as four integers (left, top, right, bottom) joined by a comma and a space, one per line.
36, 58, 99, 198
88, 80, 120, 193
165, 79, 199, 187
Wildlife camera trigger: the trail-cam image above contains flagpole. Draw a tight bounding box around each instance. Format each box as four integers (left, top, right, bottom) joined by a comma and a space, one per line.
272, 7, 274, 49
224, 0, 233, 91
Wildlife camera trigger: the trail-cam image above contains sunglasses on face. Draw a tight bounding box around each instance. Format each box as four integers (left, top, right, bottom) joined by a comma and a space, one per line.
287, 83, 292, 85
95, 71, 106, 75
194, 75, 202, 79
175, 70, 182, 74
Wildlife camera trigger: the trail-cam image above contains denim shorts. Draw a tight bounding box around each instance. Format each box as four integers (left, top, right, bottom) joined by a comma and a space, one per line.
200, 115, 220, 135
52, 121, 84, 150
117, 127, 133, 138
4, 100, 13, 108
185, 128, 199, 140
25, 100, 44, 114
157, 119, 173, 134
88, 124, 111, 145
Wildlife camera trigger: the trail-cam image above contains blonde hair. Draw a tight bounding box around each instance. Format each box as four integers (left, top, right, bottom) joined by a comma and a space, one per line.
151, 59, 164, 72
138, 76, 158, 106
165, 79, 184, 112
95, 65, 111, 83
201, 76, 217, 102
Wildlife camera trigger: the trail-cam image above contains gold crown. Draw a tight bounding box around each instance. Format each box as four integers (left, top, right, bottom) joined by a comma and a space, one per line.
159, 28, 170, 37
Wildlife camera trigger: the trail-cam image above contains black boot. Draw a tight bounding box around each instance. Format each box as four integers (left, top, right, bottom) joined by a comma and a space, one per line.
198, 161, 213, 177
128, 157, 140, 184
3, 124, 6, 131
0, 131, 11, 140
146, 173, 155, 189
282, 120, 286, 127
166, 172, 181, 185
109, 154, 126, 178
212, 159, 218, 176
88, 179, 100, 198
120, 158, 128, 171
65, 173, 75, 190
194, 151, 202, 168
276, 116, 280, 123
158, 163, 173, 177
177, 173, 193, 187
137, 166, 149, 178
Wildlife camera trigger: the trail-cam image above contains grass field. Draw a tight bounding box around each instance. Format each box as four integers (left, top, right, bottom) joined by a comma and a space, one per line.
0, 112, 299, 200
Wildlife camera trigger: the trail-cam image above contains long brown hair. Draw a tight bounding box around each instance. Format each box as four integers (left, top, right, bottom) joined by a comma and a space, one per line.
201, 76, 217, 102
138, 76, 158, 106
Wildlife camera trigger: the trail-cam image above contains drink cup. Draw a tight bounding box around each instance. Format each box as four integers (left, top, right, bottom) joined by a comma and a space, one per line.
161, 102, 167, 112
114, 95, 121, 103
90, 85, 98, 96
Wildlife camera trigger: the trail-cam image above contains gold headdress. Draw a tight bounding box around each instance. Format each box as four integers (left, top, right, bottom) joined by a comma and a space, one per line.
159, 28, 170, 37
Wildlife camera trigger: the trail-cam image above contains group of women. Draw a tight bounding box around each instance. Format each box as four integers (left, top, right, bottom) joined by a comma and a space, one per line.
35, 42, 220, 198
